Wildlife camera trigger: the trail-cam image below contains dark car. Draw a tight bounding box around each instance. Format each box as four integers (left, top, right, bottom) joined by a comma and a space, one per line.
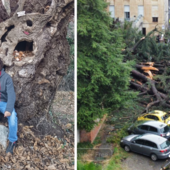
127, 121, 170, 139
120, 133, 170, 161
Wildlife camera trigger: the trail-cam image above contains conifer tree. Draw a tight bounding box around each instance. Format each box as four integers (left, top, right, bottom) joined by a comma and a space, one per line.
77, 0, 136, 131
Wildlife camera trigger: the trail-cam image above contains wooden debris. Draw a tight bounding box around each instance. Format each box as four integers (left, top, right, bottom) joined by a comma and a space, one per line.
141, 62, 154, 66
141, 66, 159, 71
144, 70, 153, 79
13, 50, 33, 61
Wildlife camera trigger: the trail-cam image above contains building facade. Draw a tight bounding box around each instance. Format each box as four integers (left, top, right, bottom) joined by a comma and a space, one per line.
107, 0, 168, 35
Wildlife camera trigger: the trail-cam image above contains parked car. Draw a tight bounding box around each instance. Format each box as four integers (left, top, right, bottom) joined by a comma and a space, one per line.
137, 110, 170, 125
127, 121, 170, 139
120, 133, 170, 161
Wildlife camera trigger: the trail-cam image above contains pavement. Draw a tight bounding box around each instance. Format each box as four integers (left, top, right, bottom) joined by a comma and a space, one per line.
122, 153, 168, 170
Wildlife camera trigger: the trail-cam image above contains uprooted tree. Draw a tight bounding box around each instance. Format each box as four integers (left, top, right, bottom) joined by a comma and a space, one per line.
0, 0, 74, 135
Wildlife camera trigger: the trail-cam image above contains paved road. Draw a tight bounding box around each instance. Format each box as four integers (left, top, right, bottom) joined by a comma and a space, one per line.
122, 153, 169, 170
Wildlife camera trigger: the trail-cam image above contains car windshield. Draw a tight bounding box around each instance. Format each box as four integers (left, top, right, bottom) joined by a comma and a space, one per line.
162, 114, 168, 120
160, 140, 170, 149
132, 134, 144, 141
160, 126, 170, 133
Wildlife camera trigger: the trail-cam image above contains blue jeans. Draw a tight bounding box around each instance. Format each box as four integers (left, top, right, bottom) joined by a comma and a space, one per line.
0, 102, 18, 142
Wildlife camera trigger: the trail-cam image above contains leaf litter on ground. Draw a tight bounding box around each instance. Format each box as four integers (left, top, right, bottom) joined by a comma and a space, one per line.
0, 123, 74, 170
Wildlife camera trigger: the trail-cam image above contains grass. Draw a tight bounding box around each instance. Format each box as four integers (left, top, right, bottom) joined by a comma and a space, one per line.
77, 144, 129, 170
93, 133, 102, 145
77, 142, 94, 160
104, 146, 128, 170
77, 161, 102, 170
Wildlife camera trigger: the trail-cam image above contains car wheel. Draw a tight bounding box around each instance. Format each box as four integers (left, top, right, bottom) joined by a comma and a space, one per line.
150, 153, 157, 161
124, 145, 130, 152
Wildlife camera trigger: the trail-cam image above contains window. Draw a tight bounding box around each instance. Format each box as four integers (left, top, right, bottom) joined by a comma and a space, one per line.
144, 115, 159, 120
145, 115, 153, 119
138, 5, 144, 17
152, 6, 158, 22
109, 5, 115, 18
138, 125, 149, 131
160, 140, 170, 149
152, 115, 159, 120
152, 17, 158, 22
142, 28, 146, 35
135, 139, 144, 145
124, 5, 130, 20
144, 140, 158, 148
162, 114, 168, 120
148, 126, 158, 132
160, 126, 170, 133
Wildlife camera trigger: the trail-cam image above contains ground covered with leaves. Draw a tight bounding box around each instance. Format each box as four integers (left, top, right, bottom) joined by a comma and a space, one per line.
0, 91, 74, 170
0, 124, 74, 170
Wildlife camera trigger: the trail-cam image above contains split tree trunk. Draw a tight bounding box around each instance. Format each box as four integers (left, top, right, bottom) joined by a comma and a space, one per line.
0, 0, 74, 135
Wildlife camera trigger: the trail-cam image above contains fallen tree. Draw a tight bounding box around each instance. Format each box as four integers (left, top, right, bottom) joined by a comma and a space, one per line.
0, 0, 74, 135
121, 23, 170, 113
129, 49, 170, 112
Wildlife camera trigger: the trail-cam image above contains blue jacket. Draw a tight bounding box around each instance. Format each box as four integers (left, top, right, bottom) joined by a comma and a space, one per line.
0, 69, 16, 113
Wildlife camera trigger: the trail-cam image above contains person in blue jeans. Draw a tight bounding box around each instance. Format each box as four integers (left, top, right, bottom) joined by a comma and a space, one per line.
0, 59, 18, 154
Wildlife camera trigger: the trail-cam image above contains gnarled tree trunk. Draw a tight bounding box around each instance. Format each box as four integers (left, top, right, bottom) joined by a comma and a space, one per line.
0, 0, 74, 135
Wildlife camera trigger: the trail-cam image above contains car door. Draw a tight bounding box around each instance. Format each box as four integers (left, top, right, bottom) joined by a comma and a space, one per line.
148, 126, 159, 136
142, 140, 158, 156
130, 139, 145, 154
136, 125, 149, 134
152, 115, 160, 121
144, 115, 154, 121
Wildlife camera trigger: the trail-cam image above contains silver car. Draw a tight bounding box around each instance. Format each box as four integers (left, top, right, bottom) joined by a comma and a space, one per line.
120, 133, 170, 161
127, 121, 170, 139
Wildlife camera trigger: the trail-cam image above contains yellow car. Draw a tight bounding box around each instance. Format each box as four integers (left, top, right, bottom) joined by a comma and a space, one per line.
137, 110, 170, 125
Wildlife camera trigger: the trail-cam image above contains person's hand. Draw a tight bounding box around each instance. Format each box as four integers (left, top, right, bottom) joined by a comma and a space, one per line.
4, 111, 11, 117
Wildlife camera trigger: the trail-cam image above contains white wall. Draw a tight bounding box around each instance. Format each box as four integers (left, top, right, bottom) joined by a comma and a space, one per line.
164, 0, 169, 29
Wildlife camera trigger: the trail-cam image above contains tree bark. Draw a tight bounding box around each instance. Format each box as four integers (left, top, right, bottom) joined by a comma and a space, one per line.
0, 0, 74, 135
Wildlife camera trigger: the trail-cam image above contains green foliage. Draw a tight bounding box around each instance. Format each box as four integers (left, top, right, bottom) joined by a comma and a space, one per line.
78, 0, 136, 131
93, 135, 102, 145
77, 142, 94, 159
122, 23, 170, 62
136, 37, 170, 62
107, 99, 143, 125
123, 21, 143, 48
104, 146, 128, 170
106, 99, 145, 143
77, 161, 102, 170
106, 123, 129, 144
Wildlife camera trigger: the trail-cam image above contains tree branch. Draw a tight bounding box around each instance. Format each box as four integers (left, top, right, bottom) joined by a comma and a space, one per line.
145, 100, 160, 113
131, 70, 148, 82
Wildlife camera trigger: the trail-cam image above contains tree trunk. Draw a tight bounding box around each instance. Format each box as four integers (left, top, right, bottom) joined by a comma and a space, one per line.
0, 0, 74, 135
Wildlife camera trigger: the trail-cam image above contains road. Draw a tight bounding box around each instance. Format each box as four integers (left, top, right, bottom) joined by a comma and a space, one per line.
122, 153, 168, 170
